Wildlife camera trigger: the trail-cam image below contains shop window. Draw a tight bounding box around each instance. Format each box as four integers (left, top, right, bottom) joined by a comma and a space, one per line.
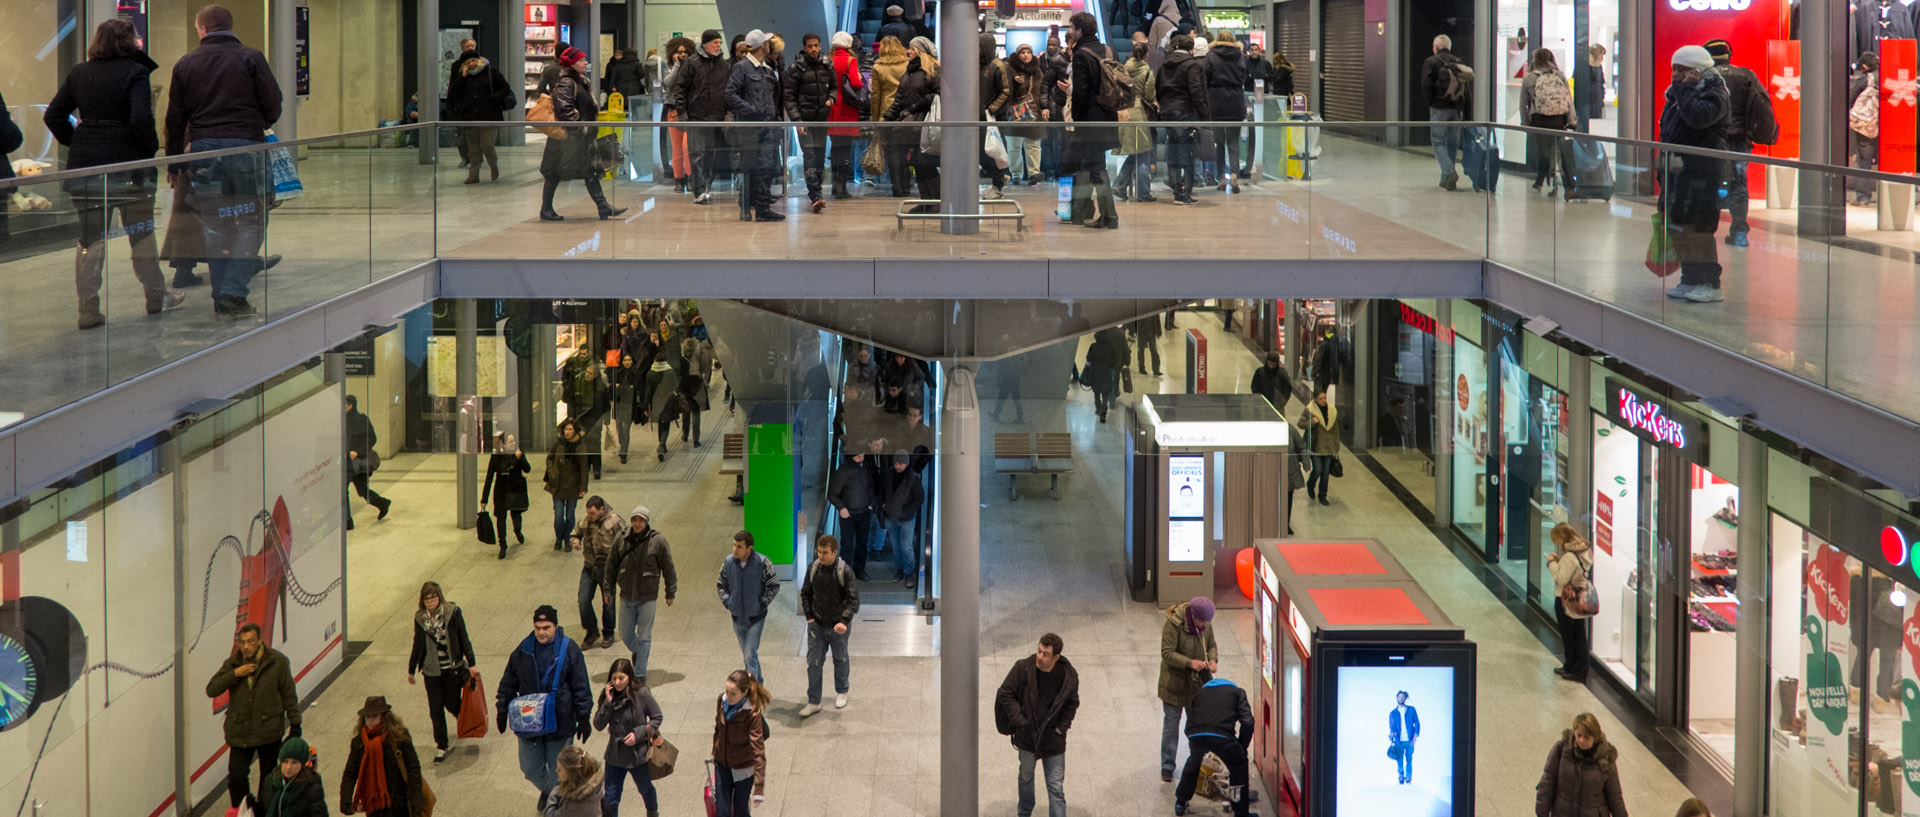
1685, 464, 1741, 765
1768, 513, 1862, 817
1449, 306, 1488, 544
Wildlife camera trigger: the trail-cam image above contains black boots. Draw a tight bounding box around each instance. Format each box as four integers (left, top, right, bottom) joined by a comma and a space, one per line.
597, 200, 628, 220
540, 208, 564, 221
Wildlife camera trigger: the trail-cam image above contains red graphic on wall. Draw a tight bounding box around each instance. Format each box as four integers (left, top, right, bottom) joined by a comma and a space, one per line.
1805, 544, 1852, 625
1593, 492, 1615, 557
1456, 374, 1470, 412
1882, 39, 1918, 174
1765, 40, 1801, 161
210, 498, 294, 714
1905, 606, 1920, 678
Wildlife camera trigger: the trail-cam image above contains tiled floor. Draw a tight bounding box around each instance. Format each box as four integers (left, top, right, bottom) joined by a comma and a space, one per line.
278, 311, 1705, 817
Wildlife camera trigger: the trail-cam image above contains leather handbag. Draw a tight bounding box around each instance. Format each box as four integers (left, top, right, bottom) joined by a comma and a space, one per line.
647, 736, 680, 780
528, 94, 567, 140
475, 510, 496, 545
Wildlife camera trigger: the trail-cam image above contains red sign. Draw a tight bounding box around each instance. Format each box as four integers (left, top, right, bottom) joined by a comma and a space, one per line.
1614, 388, 1690, 449
1593, 492, 1615, 556
1398, 302, 1455, 343
1806, 544, 1852, 624
1905, 606, 1920, 678
1187, 328, 1208, 393
1881, 39, 1917, 174
1764, 40, 1801, 160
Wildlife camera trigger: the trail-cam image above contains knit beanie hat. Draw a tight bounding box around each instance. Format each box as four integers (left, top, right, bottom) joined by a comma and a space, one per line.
279, 737, 310, 762
1185, 596, 1216, 633
910, 36, 938, 59
832, 31, 854, 50
559, 46, 587, 68
1671, 45, 1713, 71
533, 604, 559, 624
1703, 38, 1732, 66
701, 29, 724, 46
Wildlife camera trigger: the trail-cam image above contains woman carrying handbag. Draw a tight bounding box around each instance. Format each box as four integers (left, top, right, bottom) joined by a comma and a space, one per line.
1547, 523, 1596, 683
594, 658, 665, 816
407, 582, 477, 763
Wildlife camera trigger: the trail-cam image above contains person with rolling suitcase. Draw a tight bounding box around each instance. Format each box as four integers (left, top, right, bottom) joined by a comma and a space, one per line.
710, 670, 769, 816
1520, 48, 1575, 194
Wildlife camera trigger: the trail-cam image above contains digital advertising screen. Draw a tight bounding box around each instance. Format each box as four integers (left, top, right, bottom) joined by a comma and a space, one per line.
1168, 519, 1206, 562
1312, 641, 1475, 817
1168, 455, 1206, 518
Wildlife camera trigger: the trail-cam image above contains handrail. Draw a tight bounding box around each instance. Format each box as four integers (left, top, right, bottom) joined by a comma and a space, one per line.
1, 121, 435, 189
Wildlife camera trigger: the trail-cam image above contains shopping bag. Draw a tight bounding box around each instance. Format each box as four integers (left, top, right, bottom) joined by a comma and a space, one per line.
919, 95, 943, 154
265, 131, 303, 201
457, 674, 489, 738
1645, 212, 1679, 277
862, 140, 885, 176
528, 94, 567, 140
224, 802, 256, 817
646, 737, 680, 780
475, 511, 496, 545
984, 113, 1010, 170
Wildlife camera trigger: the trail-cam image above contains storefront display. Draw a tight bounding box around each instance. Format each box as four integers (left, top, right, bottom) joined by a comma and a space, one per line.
1372, 301, 1441, 512
1449, 320, 1488, 545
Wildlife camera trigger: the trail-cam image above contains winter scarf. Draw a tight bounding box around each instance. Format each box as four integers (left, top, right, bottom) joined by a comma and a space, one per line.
353, 726, 391, 812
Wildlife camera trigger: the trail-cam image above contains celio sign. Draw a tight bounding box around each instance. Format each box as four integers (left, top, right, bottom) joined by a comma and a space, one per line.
1668, 0, 1753, 9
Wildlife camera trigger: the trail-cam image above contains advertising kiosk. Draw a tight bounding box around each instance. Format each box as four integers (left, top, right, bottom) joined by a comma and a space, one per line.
1127, 395, 1290, 607
1251, 539, 1476, 817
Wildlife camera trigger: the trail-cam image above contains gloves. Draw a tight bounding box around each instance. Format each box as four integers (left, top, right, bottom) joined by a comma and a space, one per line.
288, 723, 301, 739
576, 721, 593, 743
497, 713, 508, 734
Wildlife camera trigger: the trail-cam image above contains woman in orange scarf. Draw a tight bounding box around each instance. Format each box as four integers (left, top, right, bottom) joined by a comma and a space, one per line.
340, 697, 425, 816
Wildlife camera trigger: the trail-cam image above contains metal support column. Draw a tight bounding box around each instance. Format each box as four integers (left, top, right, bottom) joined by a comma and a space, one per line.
1351, 302, 1373, 452
417, 0, 441, 164
585, 0, 603, 78
938, 364, 982, 817
1472, 0, 1494, 122
938, 1, 981, 235
1798, 0, 1847, 236
456, 300, 479, 529
1568, 353, 1593, 528
1432, 300, 1453, 528
272, 0, 300, 141
166, 426, 190, 816
1308, 0, 1324, 115
503, 0, 527, 145
1732, 428, 1768, 817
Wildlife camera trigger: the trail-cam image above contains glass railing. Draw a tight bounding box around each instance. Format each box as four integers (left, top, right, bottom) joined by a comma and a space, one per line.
3, 117, 1916, 434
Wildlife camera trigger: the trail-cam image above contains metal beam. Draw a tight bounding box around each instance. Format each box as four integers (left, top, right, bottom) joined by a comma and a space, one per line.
938, 362, 981, 817
1732, 428, 1768, 817
939, 1, 982, 235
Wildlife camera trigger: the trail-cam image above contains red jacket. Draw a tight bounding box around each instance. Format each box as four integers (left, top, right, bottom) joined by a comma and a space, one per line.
829, 48, 865, 137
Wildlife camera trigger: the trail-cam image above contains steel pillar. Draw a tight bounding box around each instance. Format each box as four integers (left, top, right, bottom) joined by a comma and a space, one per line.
938, 363, 981, 817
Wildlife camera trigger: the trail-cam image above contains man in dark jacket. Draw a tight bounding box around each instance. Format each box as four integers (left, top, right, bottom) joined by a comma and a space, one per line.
1041, 36, 1072, 177
877, 452, 926, 584
1066, 13, 1120, 226
1083, 327, 1126, 423
207, 622, 302, 807
495, 605, 593, 809
1704, 38, 1778, 247
667, 29, 732, 202
1250, 352, 1293, 413
1203, 34, 1248, 191
718, 530, 782, 681
827, 451, 877, 579
1420, 34, 1469, 191
727, 29, 786, 222
799, 535, 861, 716
165, 4, 282, 316
1156, 34, 1208, 204
1172, 678, 1254, 817
1659, 45, 1732, 304
995, 633, 1079, 817
785, 33, 837, 211
979, 33, 1014, 199
1132, 315, 1164, 376
879, 5, 915, 47
448, 46, 510, 183
603, 48, 648, 104
607, 505, 677, 680
343, 395, 391, 529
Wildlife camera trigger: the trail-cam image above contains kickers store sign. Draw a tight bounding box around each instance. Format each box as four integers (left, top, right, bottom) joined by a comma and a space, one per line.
1606, 379, 1707, 462
1668, 0, 1752, 9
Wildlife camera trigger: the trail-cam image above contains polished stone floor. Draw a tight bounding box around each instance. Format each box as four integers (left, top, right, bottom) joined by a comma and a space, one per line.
263, 311, 1705, 817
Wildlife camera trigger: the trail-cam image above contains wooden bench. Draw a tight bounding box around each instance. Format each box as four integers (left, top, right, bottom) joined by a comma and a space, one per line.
719, 433, 746, 501
993, 432, 1075, 500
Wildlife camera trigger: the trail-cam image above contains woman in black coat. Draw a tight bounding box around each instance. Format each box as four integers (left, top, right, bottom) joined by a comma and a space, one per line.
1064, 12, 1120, 228
43, 18, 183, 329
540, 47, 626, 222
482, 432, 532, 556
1203, 32, 1249, 193
882, 44, 943, 206
447, 52, 510, 183
406, 582, 477, 761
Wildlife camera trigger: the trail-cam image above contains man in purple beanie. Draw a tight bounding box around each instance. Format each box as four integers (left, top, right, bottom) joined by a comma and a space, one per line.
1157, 595, 1219, 781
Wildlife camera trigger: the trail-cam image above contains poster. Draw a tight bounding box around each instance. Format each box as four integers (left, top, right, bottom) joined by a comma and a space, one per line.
1801, 543, 1854, 793
1169, 520, 1205, 563
438, 27, 474, 99
1594, 492, 1614, 557
1334, 666, 1455, 816
1169, 455, 1205, 518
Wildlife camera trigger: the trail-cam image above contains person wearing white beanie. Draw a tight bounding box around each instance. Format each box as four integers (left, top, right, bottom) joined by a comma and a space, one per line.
831, 31, 853, 51
1657, 42, 1731, 304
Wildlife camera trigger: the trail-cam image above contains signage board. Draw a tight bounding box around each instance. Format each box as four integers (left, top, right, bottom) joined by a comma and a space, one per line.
1202, 11, 1252, 30
1604, 378, 1708, 462
295, 6, 310, 96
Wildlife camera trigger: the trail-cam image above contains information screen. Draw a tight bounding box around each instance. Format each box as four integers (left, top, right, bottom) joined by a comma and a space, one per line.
1333, 665, 1457, 817
1168, 519, 1206, 562
1168, 455, 1205, 518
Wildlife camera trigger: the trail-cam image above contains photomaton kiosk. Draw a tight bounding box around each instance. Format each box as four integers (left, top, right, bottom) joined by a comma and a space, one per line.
1126, 394, 1289, 607
1251, 539, 1477, 817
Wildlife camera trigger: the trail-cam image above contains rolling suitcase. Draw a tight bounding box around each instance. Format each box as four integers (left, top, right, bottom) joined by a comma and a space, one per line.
1558, 137, 1613, 201
704, 759, 718, 817
1460, 126, 1498, 192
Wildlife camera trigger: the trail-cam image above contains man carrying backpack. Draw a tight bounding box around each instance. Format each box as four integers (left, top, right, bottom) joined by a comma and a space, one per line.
1421, 34, 1472, 191
1705, 38, 1779, 248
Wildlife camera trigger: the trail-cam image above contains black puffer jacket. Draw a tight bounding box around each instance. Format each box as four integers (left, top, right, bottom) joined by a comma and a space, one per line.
784, 50, 836, 122
1156, 50, 1209, 120
448, 55, 510, 121
44, 53, 162, 184
669, 48, 733, 121
1534, 733, 1628, 817
603, 52, 647, 100
593, 687, 664, 770
1204, 42, 1248, 121
1657, 72, 1730, 225
884, 55, 940, 123
1042, 47, 1072, 112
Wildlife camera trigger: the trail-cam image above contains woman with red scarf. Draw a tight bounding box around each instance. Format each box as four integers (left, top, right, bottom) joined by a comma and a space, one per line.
339, 697, 425, 816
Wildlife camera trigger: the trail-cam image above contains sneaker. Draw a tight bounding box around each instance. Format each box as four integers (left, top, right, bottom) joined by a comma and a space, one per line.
811, 198, 826, 213
799, 702, 822, 717
754, 210, 787, 222
1684, 286, 1725, 303
1726, 231, 1749, 247
1161, 769, 1174, 783
984, 186, 1005, 200
1440, 171, 1459, 191
694, 192, 712, 204
1665, 283, 1697, 299
434, 748, 449, 763
835, 693, 848, 709
752, 794, 766, 804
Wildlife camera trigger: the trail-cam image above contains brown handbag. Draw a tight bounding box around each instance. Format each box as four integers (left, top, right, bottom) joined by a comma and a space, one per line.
395, 743, 436, 817
528, 94, 567, 140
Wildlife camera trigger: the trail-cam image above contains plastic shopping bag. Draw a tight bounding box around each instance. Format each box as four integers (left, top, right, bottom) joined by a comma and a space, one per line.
1645, 212, 1679, 277
984, 113, 1010, 170
265, 131, 303, 201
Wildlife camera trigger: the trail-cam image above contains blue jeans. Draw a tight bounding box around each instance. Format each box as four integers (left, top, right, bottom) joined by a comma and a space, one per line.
1307, 455, 1332, 500
1726, 148, 1752, 234
516, 735, 568, 797
620, 599, 658, 679
604, 763, 658, 812
551, 498, 578, 545
578, 568, 614, 640
1016, 749, 1067, 817
1394, 740, 1415, 781
732, 614, 766, 681
1429, 107, 1464, 178
887, 517, 917, 579
714, 764, 754, 817
1160, 702, 1184, 773
187, 137, 267, 301
806, 621, 852, 704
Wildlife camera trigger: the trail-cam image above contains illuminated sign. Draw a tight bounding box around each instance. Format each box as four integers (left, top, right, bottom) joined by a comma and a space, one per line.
1398, 302, 1455, 342
1667, 0, 1752, 9
1202, 11, 1252, 30
1616, 389, 1687, 448
1604, 378, 1707, 461
1287, 599, 1312, 656
1154, 421, 1290, 448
